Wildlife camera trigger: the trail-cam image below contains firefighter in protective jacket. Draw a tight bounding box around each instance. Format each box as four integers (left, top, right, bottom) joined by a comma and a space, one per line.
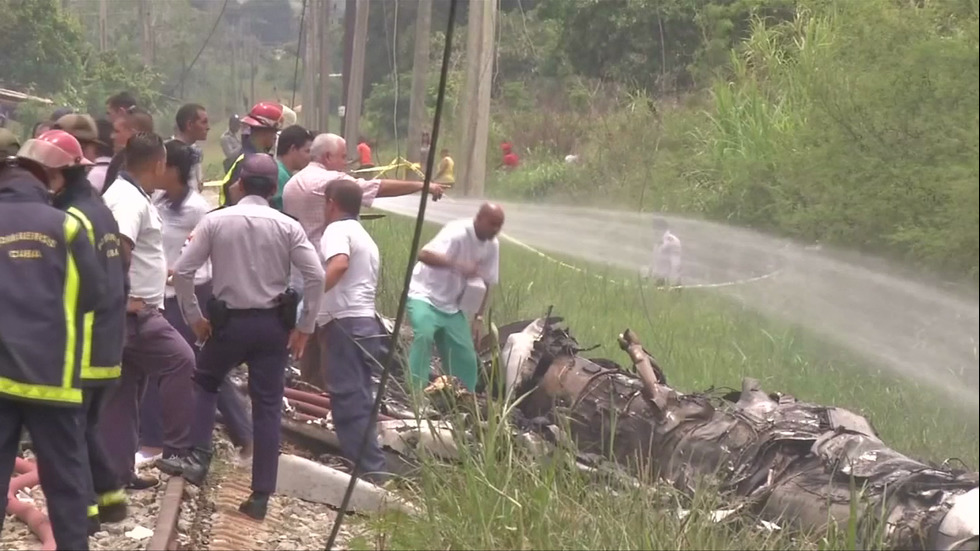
0, 131, 107, 551
20, 129, 131, 534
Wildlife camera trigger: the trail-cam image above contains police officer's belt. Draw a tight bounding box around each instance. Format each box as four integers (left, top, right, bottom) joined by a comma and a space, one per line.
226, 307, 277, 316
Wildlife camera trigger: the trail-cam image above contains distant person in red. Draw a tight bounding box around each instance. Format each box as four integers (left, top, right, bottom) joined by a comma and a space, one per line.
501, 141, 519, 170
357, 137, 374, 170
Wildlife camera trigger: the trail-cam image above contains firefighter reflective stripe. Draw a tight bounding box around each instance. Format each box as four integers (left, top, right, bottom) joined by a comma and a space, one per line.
61, 214, 81, 396
67, 207, 93, 378
65, 207, 121, 381
0, 377, 81, 403
219, 154, 244, 205
97, 489, 127, 507
84, 365, 121, 380
87, 505, 99, 518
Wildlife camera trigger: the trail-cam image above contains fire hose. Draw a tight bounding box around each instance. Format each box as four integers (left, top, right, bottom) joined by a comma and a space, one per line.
7, 457, 56, 551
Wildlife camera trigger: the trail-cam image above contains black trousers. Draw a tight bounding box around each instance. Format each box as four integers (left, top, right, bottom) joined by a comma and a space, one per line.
83, 386, 125, 509
0, 397, 89, 550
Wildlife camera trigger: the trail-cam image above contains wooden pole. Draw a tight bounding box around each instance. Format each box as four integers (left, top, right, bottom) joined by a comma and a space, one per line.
98, 0, 108, 52
407, 0, 432, 168
139, 0, 153, 65
340, 0, 356, 135
317, 0, 333, 132
301, 0, 316, 128
344, 0, 370, 159
458, 0, 496, 196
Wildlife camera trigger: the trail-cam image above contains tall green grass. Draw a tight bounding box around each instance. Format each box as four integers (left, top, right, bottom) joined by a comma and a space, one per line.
350, 213, 978, 550
479, 0, 979, 281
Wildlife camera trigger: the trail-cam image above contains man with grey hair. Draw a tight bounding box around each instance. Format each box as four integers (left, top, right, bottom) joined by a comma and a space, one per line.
282, 132, 444, 388
283, 133, 444, 247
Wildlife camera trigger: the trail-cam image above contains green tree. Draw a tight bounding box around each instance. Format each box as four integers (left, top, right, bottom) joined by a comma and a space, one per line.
0, 0, 85, 94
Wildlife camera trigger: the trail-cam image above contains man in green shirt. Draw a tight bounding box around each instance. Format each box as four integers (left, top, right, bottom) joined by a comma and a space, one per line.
271, 125, 313, 211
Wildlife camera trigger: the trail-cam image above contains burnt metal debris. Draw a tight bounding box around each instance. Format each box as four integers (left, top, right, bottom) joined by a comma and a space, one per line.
277, 314, 978, 551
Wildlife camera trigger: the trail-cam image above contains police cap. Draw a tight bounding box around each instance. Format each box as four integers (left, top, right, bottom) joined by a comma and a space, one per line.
239, 153, 279, 185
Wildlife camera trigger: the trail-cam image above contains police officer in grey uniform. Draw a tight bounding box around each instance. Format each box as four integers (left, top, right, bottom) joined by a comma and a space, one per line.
157, 153, 325, 520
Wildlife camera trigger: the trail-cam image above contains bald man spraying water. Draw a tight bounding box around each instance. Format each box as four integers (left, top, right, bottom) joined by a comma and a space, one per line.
406, 203, 505, 392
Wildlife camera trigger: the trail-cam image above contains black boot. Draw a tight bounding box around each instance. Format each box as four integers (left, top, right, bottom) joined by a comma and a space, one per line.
96, 489, 128, 523
125, 472, 159, 490
237, 491, 269, 521
179, 446, 213, 487
155, 452, 186, 477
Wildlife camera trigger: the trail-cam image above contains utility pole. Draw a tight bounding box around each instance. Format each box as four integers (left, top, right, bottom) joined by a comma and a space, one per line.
340, 0, 356, 134
407, 0, 432, 168
139, 0, 153, 65
317, 0, 333, 132
301, 0, 317, 128
343, 0, 370, 159
457, 0, 497, 197
98, 0, 108, 52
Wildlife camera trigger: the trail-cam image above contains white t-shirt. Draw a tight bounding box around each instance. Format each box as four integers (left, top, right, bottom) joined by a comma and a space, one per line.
103, 177, 168, 308
317, 219, 380, 325
153, 189, 212, 298
408, 219, 500, 315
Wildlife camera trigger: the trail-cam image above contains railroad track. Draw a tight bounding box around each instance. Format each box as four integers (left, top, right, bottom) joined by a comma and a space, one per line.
147, 477, 185, 551
143, 444, 318, 551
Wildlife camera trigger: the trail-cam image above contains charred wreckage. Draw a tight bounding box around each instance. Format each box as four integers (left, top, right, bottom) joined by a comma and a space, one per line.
253, 315, 978, 550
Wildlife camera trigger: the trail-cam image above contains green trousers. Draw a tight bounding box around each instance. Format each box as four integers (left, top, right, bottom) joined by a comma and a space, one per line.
407, 298, 479, 392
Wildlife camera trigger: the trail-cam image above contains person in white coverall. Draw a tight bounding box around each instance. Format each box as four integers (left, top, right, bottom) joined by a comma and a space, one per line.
649, 217, 682, 287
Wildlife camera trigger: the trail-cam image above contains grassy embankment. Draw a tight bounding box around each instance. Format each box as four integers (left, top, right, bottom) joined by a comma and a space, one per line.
341, 212, 978, 551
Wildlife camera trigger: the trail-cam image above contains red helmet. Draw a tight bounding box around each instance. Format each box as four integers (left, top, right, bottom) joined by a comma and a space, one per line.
240, 102, 284, 130
17, 129, 94, 169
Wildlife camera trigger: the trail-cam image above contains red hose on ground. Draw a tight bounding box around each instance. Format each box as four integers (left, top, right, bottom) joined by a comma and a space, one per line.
284, 387, 332, 409
7, 458, 56, 551
287, 398, 330, 419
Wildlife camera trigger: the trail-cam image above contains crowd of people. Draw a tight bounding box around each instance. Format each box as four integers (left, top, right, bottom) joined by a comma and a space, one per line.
0, 92, 505, 550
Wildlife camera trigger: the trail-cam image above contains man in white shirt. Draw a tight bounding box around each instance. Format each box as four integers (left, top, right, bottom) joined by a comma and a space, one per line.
98, 132, 196, 490
649, 217, 682, 287
283, 132, 446, 388
316, 179, 388, 482
406, 203, 505, 392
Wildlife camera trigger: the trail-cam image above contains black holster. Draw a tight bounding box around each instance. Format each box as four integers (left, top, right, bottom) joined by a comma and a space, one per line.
275, 288, 299, 331
206, 297, 230, 333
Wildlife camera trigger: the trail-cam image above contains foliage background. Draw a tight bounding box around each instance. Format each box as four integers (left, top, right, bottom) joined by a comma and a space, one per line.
1, 0, 976, 281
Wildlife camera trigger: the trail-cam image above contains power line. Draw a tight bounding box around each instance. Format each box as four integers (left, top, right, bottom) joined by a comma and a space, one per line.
322, 0, 461, 548
168, 0, 231, 98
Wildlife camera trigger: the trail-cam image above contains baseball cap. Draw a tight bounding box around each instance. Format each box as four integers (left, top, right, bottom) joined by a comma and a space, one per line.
0, 128, 20, 157
239, 153, 279, 183
53, 114, 102, 145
